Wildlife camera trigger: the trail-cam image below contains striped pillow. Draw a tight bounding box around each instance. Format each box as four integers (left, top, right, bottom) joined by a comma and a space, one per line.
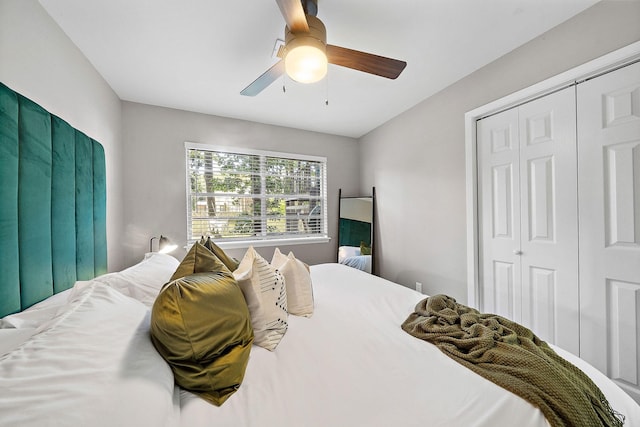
271, 248, 314, 317
233, 247, 288, 351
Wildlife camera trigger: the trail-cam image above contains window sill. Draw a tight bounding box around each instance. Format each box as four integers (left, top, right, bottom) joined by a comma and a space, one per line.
187, 236, 331, 250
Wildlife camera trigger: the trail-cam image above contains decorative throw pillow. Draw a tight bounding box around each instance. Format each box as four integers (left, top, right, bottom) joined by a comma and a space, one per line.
360, 241, 372, 255
201, 236, 240, 272
150, 270, 253, 406
233, 246, 288, 351
170, 241, 226, 281
271, 248, 314, 317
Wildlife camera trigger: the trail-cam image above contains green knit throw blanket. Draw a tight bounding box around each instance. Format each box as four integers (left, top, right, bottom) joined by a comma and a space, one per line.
401, 294, 624, 427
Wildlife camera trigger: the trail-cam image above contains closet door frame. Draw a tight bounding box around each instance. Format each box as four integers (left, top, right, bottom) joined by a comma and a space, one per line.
465, 40, 640, 308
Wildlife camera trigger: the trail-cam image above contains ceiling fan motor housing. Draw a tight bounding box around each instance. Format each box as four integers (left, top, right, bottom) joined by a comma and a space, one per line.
284, 14, 327, 53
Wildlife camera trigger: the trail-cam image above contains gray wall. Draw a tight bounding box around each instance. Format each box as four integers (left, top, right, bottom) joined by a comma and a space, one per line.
121, 101, 360, 267
0, 0, 125, 271
4, 0, 639, 292
359, 0, 640, 303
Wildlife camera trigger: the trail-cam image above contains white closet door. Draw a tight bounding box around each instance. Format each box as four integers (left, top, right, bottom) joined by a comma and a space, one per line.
578, 60, 640, 402
477, 87, 579, 354
518, 88, 579, 354
478, 107, 522, 322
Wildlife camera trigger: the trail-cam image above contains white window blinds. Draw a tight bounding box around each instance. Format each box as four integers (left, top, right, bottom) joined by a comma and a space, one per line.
186, 143, 328, 244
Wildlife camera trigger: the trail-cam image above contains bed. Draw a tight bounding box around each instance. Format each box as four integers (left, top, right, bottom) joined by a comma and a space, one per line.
1, 253, 639, 427
2, 82, 639, 426
337, 245, 372, 273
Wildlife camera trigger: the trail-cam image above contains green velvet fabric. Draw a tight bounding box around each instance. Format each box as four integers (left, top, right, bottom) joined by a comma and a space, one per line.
18, 96, 54, 309
92, 140, 107, 277
202, 237, 240, 272
75, 131, 95, 281
0, 83, 108, 317
170, 242, 229, 282
360, 241, 372, 255
151, 271, 254, 406
0, 83, 21, 316
338, 217, 372, 247
51, 116, 77, 293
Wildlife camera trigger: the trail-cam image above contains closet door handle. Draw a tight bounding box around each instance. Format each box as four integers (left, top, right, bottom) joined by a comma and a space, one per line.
513, 250, 523, 255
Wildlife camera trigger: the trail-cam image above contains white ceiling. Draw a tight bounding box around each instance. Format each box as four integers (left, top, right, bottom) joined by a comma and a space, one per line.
39, 0, 599, 138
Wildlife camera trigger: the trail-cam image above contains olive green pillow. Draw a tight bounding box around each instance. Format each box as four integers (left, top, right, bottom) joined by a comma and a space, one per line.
202, 236, 240, 272
170, 241, 227, 281
360, 241, 372, 255
150, 271, 254, 406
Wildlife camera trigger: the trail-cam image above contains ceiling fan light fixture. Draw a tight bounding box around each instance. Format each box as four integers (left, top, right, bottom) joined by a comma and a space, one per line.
285, 38, 327, 83
284, 15, 327, 84
239, 2, 407, 96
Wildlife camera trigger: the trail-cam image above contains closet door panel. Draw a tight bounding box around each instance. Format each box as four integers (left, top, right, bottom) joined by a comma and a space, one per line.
578, 60, 640, 403
477, 108, 521, 321
604, 141, 640, 246
518, 87, 579, 355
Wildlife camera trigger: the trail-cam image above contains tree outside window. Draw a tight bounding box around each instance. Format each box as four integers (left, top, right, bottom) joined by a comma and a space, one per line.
186, 144, 327, 244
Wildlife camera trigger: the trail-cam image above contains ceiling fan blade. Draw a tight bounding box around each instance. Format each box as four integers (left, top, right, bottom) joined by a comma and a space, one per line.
326, 45, 407, 79
275, 0, 309, 33
240, 60, 285, 96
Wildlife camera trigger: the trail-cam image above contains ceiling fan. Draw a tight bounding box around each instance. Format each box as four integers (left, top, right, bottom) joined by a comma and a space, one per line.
240, 0, 407, 96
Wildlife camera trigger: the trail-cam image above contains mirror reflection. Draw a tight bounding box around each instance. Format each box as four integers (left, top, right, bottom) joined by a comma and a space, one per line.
337, 188, 375, 274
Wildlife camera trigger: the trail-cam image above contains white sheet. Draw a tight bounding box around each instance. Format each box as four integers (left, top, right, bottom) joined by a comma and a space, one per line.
338, 246, 372, 273
0, 328, 37, 357
339, 254, 372, 273
179, 263, 640, 427
0, 281, 180, 427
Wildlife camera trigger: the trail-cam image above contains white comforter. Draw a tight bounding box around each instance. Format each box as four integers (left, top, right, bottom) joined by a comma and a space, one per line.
1, 259, 637, 427
180, 263, 640, 427
0, 281, 180, 427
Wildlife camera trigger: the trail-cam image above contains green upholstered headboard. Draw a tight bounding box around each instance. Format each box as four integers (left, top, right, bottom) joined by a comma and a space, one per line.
0, 82, 107, 317
338, 218, 372, 247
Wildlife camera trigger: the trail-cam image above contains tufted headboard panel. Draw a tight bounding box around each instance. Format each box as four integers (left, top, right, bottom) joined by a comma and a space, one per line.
0, 82, 107, 317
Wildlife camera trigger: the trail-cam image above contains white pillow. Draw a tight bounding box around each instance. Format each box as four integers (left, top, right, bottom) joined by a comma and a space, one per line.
271, 248, 314, 317
338, 245, 361, 262
233, 247, 288, 351
93, 252, 179, 307
0, 253, 179, 328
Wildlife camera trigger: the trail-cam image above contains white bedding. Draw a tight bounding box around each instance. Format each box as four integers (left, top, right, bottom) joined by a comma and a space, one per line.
91, 252, 180, 307
337, 245, 372, 273
1, 259, 638, 427
0, 288, 72, 329
0, 280, 180, 427
180, 263, 640, 427
0, 253, 178, 333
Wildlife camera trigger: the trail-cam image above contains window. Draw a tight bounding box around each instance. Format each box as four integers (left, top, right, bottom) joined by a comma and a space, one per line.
186, 143, 328, 247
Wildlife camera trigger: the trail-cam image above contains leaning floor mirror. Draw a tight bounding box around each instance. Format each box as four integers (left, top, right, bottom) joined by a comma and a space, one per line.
337, 187, 375, 275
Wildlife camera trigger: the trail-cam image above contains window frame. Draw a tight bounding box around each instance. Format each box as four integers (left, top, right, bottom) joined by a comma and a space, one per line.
184, 142, 330, 249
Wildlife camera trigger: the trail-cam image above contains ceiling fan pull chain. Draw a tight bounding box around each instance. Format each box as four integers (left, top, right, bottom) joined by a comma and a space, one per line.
325, 72, 329, 106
